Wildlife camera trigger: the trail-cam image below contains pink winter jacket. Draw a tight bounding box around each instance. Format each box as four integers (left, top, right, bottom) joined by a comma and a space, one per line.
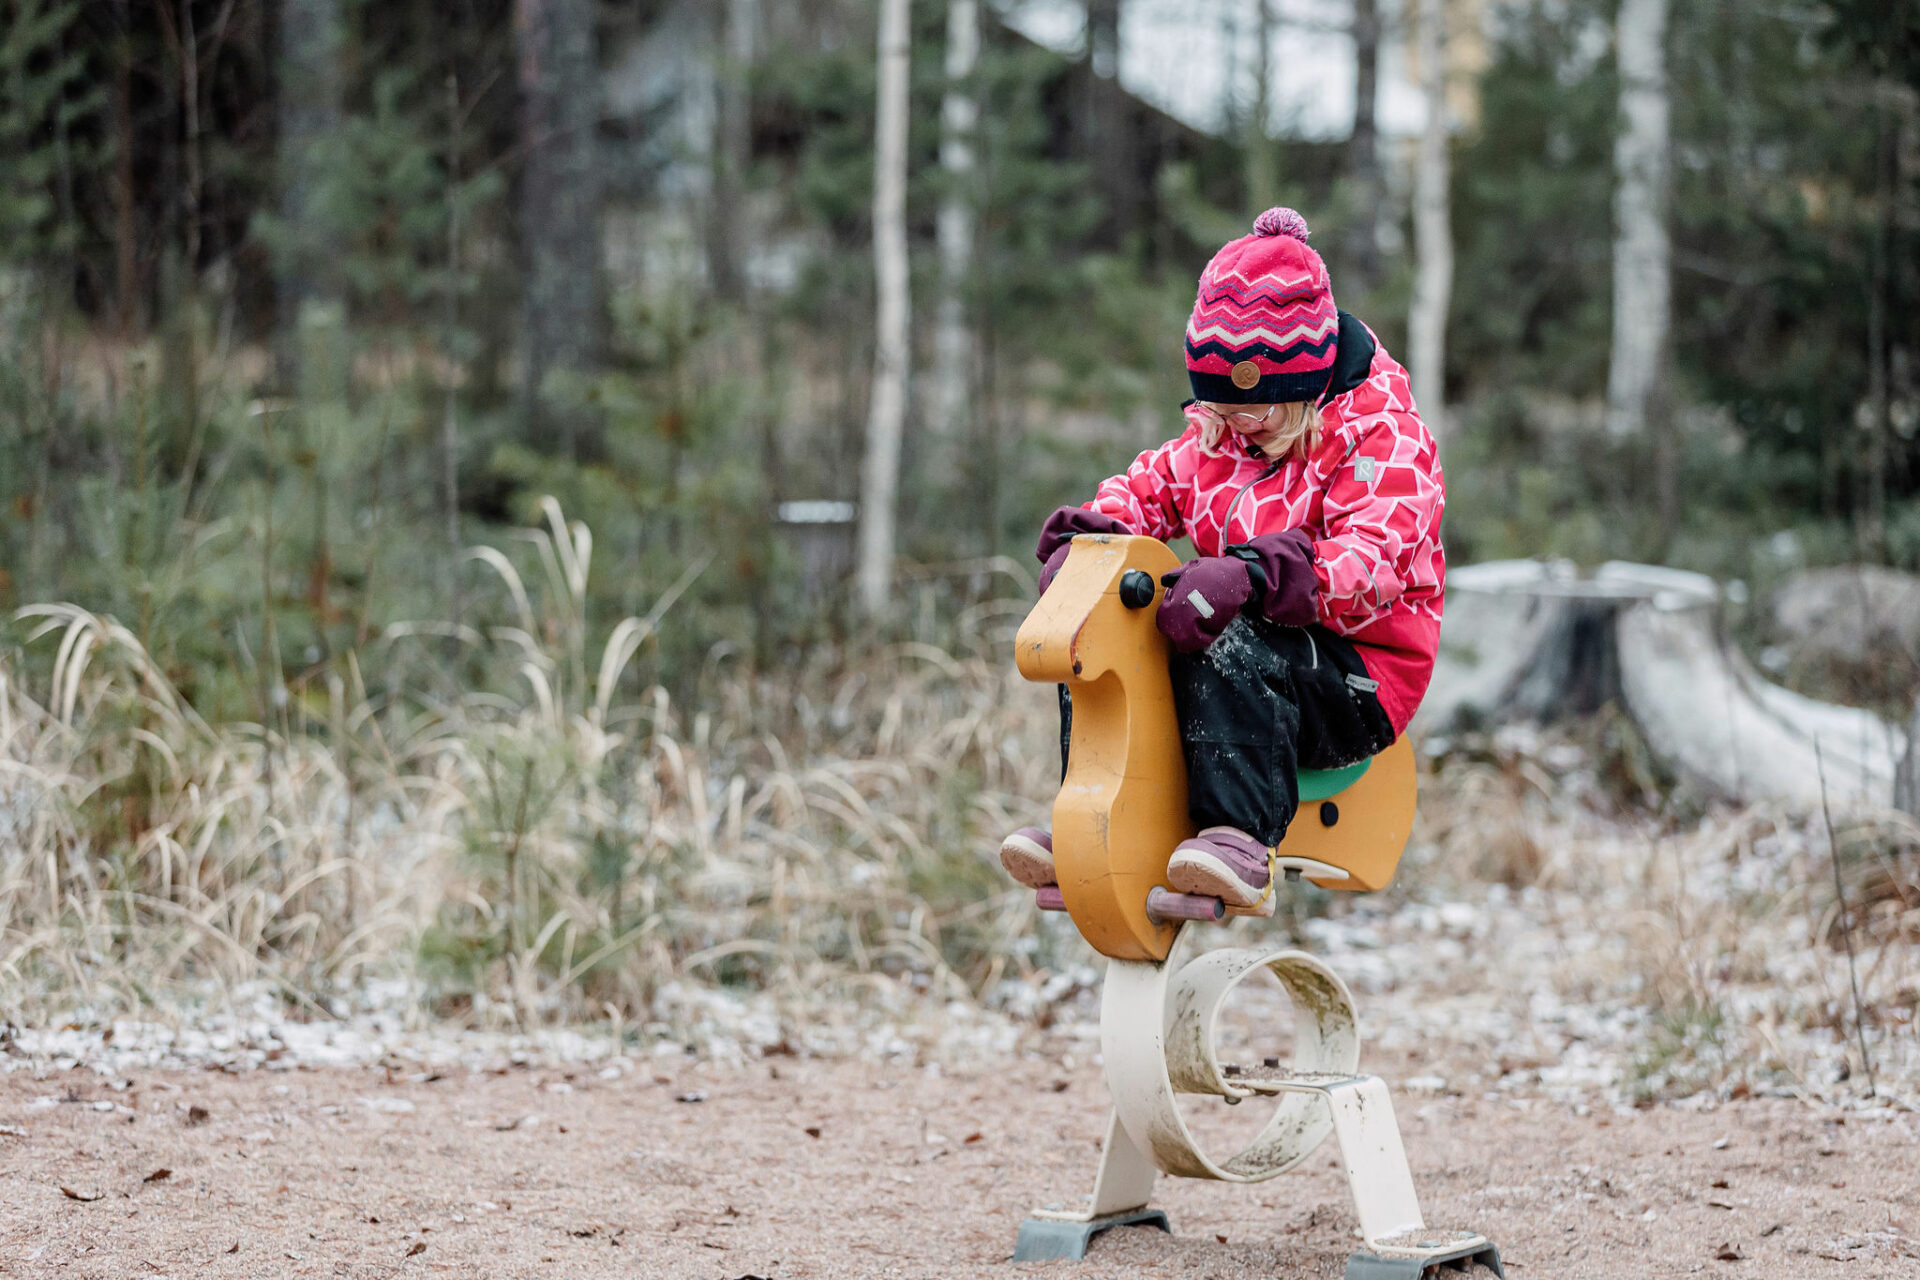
1084, 334, 1445, 734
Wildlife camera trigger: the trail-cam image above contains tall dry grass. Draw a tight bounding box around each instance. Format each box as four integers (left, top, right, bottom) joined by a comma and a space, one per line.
1414, 724, 1920, 1104
0, 499, 1066, 1032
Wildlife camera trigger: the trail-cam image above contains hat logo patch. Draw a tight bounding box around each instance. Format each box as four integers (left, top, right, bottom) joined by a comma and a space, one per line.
1229, 360, 1261, 390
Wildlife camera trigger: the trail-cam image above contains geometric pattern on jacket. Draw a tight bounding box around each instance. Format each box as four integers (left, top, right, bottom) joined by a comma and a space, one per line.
1086, 331, 1445, 735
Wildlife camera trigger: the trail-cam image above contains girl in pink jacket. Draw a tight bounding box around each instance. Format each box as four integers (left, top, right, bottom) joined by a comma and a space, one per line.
1000, 208, 1446, 915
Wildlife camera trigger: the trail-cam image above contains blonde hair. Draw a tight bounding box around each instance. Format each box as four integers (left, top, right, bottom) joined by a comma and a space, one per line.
1194, 400, 1323, 462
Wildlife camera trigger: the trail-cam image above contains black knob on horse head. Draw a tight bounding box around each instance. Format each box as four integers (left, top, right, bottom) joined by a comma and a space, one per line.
1119, 569, 1156, 609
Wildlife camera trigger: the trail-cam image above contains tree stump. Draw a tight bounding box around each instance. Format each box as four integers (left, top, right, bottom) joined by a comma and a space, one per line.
1423, 560, 1909, 813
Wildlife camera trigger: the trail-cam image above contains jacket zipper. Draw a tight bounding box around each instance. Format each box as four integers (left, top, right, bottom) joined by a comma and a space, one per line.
1222, 458, 1283, 544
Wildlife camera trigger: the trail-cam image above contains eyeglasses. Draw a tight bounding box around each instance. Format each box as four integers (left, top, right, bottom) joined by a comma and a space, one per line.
1189, 403, 1279, 434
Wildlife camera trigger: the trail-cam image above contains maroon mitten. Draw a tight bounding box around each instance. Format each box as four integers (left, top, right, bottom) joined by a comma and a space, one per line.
1227, 528, 1321, 627
1034, 506, 1131, 596
1155, 557, 1256, 652
1037, 543, 1071, 595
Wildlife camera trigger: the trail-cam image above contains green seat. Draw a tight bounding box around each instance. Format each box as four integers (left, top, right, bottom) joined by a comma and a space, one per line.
1296, 756, 1372, 803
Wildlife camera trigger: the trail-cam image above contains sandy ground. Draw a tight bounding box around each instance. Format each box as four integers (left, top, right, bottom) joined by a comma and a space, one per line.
2, 1050, 1915, 1280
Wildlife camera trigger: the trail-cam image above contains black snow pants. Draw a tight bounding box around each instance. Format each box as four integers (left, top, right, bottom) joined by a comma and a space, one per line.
1060, 616, 1396, 847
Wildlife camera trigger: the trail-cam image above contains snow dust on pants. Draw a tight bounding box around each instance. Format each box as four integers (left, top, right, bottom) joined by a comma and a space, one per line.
1058, 617, 1395, 847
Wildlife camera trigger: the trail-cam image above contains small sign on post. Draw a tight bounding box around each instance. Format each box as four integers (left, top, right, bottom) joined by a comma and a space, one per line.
774, 501, 857, 600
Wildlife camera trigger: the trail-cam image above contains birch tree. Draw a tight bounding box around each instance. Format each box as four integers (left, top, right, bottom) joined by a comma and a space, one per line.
1406, 0, 1452, 438
857, 0, 912, 616
1605, 0, 1670, 443
927, 0, 978, 452
515, 0, 604, 458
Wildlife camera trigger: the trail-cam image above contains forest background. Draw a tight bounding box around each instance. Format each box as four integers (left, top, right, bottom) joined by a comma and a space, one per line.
0, 0, 1916, 1061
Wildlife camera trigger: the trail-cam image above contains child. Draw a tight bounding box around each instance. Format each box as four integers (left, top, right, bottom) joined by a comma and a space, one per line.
1000, 207, 1445, 916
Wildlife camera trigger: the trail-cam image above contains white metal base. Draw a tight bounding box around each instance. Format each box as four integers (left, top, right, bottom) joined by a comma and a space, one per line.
1023, 928, 1497, 1267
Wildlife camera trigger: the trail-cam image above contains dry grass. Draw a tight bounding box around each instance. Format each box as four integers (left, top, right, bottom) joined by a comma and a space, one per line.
0, 500, 1064, 1034
1410, 724, 1920, 1105
4, 513, 1914, 1107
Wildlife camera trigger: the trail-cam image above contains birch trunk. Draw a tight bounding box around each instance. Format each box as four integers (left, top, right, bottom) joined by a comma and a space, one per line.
1605, 0, 1670, 443
927, 0, 978, 453
857, 0, 912, 616
516, 0, 604, 459
1406, 0, 1452, 439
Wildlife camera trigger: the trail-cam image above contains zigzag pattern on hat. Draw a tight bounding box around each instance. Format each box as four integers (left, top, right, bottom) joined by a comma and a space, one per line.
1184, 332, 1339, 368
1184, 315, 1339, 351
1203, 262, 1325, 287
1192, 279, 1325, 310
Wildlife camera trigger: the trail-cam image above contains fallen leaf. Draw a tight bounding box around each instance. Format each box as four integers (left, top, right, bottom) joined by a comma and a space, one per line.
1215, 1234, 1229, 1244
1709, 1200, 1735, 1210
1711, 1179, 1729, 1189
186, 1105, 210, 1126
1716, 1244, 1743, 1261
0, 1124, 25, 1138
963, 1132, 983, 1144
225, 1242, 239, 1254
143, 1169, 171, 1183
676, 1090, 708, 1104
803, 1126, 821, 1139
1049, 1080, 1070, 1093
59, 1186, 103, 1202
406, 1241, 426, 1257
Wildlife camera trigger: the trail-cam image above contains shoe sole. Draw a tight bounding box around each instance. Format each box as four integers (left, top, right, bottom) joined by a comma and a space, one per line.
1000, 833, 1056, 890
1167, 848, 1271, 912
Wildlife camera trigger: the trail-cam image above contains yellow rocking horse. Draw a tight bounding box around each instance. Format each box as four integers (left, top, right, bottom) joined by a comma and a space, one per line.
1010, 533, 1502, 1280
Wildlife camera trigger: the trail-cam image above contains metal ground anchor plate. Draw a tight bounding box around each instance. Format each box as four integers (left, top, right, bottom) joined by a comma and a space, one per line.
1345, 1240, 1504, 1279
1011, 1209, 1171, 1261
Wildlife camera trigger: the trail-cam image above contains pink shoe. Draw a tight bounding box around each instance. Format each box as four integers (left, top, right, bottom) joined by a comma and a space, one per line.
999, 827, 1056, 889
1167, 827, 1274, 917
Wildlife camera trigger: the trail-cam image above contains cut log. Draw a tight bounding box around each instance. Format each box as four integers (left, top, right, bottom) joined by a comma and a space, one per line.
1422, 560, 1908, 812
1422, 560, 1574, 730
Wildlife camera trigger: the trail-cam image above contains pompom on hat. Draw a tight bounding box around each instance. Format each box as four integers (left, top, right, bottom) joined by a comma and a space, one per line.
1185, 207, 1339, 405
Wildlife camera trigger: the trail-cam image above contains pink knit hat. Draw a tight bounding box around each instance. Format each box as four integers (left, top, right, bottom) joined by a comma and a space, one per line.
1184, 207, 1339, 404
